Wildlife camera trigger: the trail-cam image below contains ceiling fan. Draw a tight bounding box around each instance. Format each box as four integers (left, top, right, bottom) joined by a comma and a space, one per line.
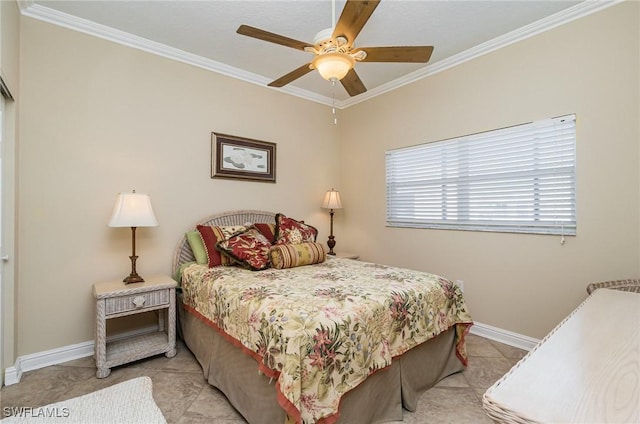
236, 0, 434, 97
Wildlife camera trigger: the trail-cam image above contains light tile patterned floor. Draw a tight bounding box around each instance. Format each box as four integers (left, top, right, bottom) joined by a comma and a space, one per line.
0, 334, 526, 423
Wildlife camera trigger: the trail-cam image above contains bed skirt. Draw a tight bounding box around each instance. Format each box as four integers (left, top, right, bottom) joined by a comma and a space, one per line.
178, 296, 464, 424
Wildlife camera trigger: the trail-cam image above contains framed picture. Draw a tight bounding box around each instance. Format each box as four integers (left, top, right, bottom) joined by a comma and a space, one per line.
211, 133, 276, 183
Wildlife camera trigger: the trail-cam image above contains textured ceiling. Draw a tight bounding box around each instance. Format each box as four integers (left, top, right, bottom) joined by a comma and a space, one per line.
24, 0, 600, 106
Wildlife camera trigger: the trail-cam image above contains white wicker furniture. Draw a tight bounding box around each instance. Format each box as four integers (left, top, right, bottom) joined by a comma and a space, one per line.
482, 289, 639, 423
336, 252, 359, 260
586, 278, 640, 294
93, 275, 177, 378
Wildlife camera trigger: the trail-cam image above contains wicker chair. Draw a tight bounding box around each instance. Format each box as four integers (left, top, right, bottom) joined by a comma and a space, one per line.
586, 279, 640, 295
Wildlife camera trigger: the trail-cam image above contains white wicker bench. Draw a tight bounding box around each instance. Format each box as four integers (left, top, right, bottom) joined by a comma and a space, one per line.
482, 289, 639, 423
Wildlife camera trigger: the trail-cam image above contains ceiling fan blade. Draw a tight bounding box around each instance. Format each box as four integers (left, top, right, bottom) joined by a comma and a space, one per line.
332, 0, 381, 44
237, 25, 314, 51
340, 68, 367, 97
268, 63, 314, 87
355, 46, 434, 63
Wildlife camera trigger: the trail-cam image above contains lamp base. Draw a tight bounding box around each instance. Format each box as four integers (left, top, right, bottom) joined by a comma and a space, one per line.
123, 273, 145, 284
327, 235, 336, 256
123, 254, 144, 284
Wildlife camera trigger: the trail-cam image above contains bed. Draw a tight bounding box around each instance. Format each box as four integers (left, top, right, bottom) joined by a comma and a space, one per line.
172, 210, 473, 424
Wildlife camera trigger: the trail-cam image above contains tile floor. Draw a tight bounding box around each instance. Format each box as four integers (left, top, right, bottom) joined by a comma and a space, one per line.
0, 334, 527, 423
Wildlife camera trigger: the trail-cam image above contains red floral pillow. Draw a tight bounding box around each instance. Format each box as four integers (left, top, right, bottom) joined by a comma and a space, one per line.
216, 226, 272, 271
274, 213, 318, 245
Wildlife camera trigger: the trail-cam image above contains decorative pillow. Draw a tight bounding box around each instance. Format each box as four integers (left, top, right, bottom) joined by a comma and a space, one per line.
196, 225, 247, 268
254, 222, 276, 243
274, 213, 318, 245
216, 226, 272, 271
269, 242, 326, 269
186, 230, 208, 265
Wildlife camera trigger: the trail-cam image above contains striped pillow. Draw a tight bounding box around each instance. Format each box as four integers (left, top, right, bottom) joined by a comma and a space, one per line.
269, 242, 326, 269
254, 222, 276, 243
196, 225, 246, 267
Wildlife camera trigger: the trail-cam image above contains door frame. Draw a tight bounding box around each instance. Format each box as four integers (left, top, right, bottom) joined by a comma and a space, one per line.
0, 76, 16, 387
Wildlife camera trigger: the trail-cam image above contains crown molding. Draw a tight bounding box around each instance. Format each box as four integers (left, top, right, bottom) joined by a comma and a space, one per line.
340, 0, 623, 108
19, 0, 622, 109
17, 0, 335, 106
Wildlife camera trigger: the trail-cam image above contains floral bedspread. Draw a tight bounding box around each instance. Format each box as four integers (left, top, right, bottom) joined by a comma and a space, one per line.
181, 257, 473, 424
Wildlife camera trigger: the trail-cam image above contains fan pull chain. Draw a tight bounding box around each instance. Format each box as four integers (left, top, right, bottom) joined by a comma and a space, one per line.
332, 80, 338, 125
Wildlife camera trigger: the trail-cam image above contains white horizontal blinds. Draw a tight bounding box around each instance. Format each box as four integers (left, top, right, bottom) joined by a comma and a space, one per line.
386, 114, 576, 235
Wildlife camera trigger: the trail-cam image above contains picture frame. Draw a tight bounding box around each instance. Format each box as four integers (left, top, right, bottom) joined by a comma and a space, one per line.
211, 133, 276, 183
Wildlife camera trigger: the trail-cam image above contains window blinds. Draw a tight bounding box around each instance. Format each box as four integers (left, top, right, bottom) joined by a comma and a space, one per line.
386, 114, 576, 235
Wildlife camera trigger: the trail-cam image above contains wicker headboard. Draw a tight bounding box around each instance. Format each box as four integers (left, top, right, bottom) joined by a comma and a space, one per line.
172, 209, 276, 276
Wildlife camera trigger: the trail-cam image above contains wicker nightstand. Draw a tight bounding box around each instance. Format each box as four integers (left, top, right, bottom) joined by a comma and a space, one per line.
93, 275, 177, 378
336, 253, 360, 260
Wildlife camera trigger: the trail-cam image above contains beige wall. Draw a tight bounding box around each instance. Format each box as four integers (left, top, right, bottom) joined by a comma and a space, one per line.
17, 17, 340, 356
339, 2, 639, 339
1, 0, 19, 91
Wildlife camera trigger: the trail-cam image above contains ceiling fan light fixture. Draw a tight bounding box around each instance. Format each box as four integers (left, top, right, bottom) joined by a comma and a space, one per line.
238, 0, 428, 97
312, 52, 355, 81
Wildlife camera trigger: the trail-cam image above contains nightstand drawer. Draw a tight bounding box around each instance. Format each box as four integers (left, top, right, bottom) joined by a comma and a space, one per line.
104, 289, 169, 315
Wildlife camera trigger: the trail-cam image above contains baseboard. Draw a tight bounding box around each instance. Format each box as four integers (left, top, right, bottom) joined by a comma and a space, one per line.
4, 322, 538, 386
3, 325, 159, 386
470, 321, 540, 351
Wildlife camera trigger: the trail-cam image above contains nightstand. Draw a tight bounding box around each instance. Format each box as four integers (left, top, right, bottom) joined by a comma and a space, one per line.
336, 253, 360, 260
93, 275, 177, 378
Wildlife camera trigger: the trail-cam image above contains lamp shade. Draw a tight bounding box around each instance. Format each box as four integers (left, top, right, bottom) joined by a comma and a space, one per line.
312, 53, 355, 81
108, 191, 158, 228
322, 189, 343, 210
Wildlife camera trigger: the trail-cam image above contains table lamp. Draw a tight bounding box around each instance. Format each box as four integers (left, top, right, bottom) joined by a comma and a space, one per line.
108, 190, 158, 284
321, 188, 343, 255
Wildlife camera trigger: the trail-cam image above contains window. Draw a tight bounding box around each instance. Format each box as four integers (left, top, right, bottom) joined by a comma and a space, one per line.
385, 115, 576, 235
